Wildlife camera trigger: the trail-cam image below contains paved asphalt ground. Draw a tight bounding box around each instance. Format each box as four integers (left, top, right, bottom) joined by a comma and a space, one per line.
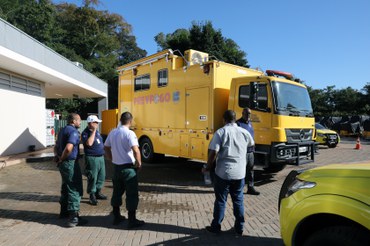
0, 138, 369, 246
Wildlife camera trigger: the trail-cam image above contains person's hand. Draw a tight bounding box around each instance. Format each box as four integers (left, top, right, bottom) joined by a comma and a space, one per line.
92, 122, 99, 130
134, 160, 142, 170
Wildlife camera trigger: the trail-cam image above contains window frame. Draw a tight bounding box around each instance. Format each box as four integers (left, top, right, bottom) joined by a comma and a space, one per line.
238, 83, 269, 110
134, 74, 151, 92
157, 68, 168, 88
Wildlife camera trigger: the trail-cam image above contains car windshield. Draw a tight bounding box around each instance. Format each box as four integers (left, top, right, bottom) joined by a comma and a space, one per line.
315, 123, 326, 129
272, 81, 313, 117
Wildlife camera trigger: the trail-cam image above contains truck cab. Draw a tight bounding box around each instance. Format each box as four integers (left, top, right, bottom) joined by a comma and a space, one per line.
229, 71, 315, 170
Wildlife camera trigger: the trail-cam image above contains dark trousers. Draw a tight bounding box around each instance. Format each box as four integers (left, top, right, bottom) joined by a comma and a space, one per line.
111, 164, 139, 211
85, 156, 106, 194
211, 174, 245, 232
59, 160, 83, 212
246, 152, 255, 187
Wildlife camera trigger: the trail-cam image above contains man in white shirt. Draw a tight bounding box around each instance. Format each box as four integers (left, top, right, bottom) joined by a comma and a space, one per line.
104, 112, 145, 229
202, 110, 254, 235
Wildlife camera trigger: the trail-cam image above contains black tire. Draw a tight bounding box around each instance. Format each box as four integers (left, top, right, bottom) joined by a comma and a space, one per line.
328, 143, 337, 148
140, 138, 155, 163
303, 226, 370, 246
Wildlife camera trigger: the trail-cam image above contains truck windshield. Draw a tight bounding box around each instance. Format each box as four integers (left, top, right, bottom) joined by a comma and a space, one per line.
272, 81, 313, 117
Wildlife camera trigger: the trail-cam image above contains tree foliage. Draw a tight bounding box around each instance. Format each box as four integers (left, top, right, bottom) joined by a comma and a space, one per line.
308, 85, 370, 116
155, 21, 248, 67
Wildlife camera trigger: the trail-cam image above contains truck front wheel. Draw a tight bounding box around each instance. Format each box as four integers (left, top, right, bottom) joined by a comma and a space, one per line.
140, 138, 155, 163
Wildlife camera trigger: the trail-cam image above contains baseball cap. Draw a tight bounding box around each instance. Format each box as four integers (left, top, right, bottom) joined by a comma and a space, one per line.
87, 115, 102, 123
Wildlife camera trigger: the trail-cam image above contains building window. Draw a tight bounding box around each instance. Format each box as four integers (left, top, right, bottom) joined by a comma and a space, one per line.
0, 71, 42, 96
134, 74, 150, 91
158, 69, 168, 87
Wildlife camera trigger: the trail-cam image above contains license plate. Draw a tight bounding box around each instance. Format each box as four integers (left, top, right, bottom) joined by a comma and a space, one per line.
299, 146, 308, 153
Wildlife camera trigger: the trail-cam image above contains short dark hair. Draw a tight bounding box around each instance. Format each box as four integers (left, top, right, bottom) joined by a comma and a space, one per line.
120, 112, 133, 125
223, 110, 236, 123
67, 113, 79, 124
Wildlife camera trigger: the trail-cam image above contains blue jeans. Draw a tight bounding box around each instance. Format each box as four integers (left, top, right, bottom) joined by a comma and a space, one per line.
211, 174, 245, 232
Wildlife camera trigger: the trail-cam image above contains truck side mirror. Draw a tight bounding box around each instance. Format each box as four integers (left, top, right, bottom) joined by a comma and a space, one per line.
250, 82, 259, 109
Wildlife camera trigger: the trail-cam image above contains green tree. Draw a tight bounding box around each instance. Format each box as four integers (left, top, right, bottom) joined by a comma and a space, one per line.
332, 87, 363, 115
155, 21, 248, 67
1, 0, 56, 44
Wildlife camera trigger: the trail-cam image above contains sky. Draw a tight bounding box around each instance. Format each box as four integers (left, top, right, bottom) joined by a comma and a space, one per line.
56, 0, 370, 90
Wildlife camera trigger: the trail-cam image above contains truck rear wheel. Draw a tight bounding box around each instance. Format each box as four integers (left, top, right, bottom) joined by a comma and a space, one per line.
140, 138, 155, 163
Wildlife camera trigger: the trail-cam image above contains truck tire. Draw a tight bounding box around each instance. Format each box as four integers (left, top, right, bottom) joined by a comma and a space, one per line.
303, 226, 369, 246
328, 143, 337, 148
140, 138, 155, 163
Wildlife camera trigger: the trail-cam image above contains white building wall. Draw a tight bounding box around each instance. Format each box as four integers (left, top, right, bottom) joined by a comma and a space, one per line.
0, 88, 46, 156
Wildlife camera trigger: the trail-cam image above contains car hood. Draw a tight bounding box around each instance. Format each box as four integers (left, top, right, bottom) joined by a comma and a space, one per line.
297, 163, 370, 205
316, 129, 338, 134
299, 163, 370, 178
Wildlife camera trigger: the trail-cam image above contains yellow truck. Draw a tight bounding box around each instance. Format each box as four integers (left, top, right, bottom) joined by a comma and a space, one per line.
103, 49, 315, 171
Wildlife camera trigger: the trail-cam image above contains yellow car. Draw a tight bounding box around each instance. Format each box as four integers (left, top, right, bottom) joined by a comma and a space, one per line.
315, 123, 340, 148
279, 163, 370, 246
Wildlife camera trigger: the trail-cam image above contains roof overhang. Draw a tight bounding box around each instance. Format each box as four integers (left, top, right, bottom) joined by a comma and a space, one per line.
0, 18, 107, 99
0, 46, 107, 99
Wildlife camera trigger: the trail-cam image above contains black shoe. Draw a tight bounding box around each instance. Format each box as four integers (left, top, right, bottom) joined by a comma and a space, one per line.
67, 213, 88, 227
95, 191, 107, 200
205, 226, 221, 234
89, 193, 98, 205
247, 187, 260, 195
127, 218, 145, 229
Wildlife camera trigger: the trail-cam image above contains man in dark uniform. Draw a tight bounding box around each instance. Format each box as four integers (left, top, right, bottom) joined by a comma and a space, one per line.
236, 107, 260, 195
81, 115, 107, 206
104, 112, 145, 229
54, 113, 87, 227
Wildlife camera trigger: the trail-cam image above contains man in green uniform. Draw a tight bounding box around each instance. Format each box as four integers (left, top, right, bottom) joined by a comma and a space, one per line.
54, 113, 87, 227
82, 115, 107, 206
104, 112, 145, 229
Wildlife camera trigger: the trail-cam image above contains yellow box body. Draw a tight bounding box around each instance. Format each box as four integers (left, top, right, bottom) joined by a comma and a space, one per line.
101, 109, 118, 136
107, 49, 315, 164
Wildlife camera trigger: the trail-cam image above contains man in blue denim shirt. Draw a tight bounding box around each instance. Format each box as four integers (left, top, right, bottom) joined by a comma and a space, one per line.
236, 107, 260, 195
202, 110, 254, 235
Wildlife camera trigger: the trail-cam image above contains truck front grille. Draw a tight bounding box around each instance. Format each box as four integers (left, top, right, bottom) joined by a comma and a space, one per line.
286, 128, 313, 143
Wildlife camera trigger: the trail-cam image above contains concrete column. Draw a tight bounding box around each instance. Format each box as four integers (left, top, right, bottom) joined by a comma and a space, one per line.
98, 97, 108, 119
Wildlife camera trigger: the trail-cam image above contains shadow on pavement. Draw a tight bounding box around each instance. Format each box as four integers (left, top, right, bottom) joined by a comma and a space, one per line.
0, 192, 59, 203
0, 209, 64, 227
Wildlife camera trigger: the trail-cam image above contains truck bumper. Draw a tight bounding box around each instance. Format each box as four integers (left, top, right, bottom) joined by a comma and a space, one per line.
271, 141, 316, 165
